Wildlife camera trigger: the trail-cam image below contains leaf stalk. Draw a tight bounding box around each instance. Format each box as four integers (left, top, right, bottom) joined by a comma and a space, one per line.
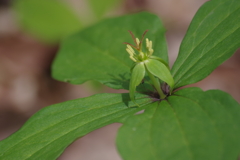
146, 68, 166, 99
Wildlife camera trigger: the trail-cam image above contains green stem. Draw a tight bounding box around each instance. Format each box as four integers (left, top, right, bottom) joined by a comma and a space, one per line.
146, 69, 166, 99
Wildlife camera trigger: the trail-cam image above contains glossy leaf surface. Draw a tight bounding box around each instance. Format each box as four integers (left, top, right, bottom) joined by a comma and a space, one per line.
13, 0, 82, 42
117, 87, 240, 160
129, 63, 145, 102
52, 12, 168, 89
171, 0, 240, 88
145, 59, 174, 89
0, 93, 151, 160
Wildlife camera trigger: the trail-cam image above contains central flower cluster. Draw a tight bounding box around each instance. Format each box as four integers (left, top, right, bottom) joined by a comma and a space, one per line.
126, 37, 153, 62
124, 30, 174, 105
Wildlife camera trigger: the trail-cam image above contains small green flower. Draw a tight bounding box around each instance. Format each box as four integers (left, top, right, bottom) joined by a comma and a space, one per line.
125, 30, 174, 104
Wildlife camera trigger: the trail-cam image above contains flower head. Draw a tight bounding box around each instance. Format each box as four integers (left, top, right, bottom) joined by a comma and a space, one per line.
124, 30, 154, 62
124, 30, 174, 106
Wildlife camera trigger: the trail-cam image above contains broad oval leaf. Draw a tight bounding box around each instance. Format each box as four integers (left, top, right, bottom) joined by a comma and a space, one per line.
171, 0, 240, 89
0, 93, 151, 160
52, 12, 168, 89
13, 0, 82, 42
129, 63, 145, 102
117, 87, 240, 160
145, 59, 174, 89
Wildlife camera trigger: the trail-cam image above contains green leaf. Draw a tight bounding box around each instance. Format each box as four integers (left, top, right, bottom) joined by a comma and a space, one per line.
171, 0, 240, 89
0, 93, 151, 160
145, 59, 174, 89
176, 88, 240, 160
129, 63, 145, 102
52, 12, 168, 89
117, 87, 240, 160
13, 0, 82, 42
150, 55, 170, 70
88, 0, 121, 19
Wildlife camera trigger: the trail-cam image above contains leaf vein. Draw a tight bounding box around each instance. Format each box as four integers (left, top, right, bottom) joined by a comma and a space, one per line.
172, 94, 224, 157
166, 100, 194, 160
173, 5, 240, 81
174, 11, 240, 87
1, 97, 149, 157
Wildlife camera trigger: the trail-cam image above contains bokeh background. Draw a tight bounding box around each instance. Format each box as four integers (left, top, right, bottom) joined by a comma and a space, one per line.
1, 0, 240, 159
